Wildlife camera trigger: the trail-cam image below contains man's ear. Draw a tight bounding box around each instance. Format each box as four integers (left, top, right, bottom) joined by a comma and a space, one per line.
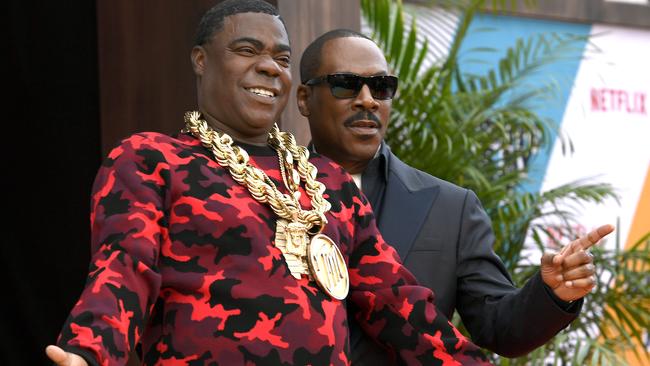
296, 85, 311, 117
191, 46, 206, 76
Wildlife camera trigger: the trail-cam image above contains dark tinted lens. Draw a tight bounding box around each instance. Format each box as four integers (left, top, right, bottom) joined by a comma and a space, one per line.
327, 74, 362, 98
368, 76, 398, 100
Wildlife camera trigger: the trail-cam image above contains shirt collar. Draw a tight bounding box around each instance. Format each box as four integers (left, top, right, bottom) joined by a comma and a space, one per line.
365, 141, 390, 183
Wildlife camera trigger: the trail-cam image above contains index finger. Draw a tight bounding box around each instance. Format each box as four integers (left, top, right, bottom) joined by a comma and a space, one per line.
575, 224, 615, 250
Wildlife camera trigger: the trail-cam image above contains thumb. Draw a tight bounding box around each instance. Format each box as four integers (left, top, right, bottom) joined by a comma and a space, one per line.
540, 252, 559, 268
46, 345, 68, 365
45, 345, 86, 366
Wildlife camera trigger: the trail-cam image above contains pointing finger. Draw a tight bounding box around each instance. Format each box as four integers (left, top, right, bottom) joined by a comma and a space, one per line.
576, 224, 614, 251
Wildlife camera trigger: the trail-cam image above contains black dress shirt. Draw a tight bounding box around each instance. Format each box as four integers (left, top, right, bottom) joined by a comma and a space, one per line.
359, 143, 389, 213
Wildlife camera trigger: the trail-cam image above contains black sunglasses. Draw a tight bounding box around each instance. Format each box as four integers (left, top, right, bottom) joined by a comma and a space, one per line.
304, 73, 398, 100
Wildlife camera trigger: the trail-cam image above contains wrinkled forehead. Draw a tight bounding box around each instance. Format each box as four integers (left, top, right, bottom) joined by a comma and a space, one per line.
213, 12, 290, 49
318, 37, 388, 76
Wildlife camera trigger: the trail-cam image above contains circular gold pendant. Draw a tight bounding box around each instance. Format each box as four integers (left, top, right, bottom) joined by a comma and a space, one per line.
307, 234, 349, 300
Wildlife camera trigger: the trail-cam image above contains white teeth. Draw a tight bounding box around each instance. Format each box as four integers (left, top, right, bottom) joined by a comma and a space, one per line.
247, 88, 275, 98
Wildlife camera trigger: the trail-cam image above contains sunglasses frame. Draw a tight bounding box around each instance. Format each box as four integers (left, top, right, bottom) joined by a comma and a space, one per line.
304, 73, 398, 100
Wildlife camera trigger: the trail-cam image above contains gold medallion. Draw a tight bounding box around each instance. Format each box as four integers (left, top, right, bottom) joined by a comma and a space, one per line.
308, 234, 349, 300
275, 219, 310, 279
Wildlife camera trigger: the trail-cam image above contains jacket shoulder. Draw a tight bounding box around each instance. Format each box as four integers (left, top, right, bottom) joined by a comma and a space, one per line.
387, 151, 468, 198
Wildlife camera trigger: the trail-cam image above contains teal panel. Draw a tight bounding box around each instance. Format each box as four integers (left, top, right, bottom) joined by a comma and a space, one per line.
457, 14, 592, 193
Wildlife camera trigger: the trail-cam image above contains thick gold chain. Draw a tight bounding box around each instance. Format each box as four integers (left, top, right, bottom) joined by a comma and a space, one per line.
183, 111, 331, 233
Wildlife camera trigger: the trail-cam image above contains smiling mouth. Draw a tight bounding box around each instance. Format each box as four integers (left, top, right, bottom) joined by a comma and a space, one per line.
245, 87, 276, 98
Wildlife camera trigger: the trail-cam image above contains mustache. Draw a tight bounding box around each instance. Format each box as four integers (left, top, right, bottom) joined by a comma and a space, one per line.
343, 112, 381, 127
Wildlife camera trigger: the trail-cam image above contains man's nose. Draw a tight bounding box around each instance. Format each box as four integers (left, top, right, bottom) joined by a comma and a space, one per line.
255, 55, 282, 77
352, 84, 379, 112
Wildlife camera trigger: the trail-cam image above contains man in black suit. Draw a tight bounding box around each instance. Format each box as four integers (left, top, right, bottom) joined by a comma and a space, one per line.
297, 29, 614, 363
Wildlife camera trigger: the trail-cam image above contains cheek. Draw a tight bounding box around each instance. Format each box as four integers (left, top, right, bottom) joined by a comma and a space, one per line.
205, 72, 228, 95
315, 120, 340, 144
281, 70, 292, 91
276, 91, 290, 108
380, 109, 391, 129
339, 125, 354, 141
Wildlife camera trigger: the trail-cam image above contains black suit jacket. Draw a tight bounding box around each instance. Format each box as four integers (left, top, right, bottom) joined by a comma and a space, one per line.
350, 144, 580, 363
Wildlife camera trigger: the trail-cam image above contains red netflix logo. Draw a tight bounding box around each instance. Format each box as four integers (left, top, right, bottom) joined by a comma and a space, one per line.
591, 88, 647, 115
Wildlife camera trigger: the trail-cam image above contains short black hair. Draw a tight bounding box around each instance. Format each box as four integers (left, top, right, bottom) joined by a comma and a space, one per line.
194, 0, 287, 46
299, 29, 373, 84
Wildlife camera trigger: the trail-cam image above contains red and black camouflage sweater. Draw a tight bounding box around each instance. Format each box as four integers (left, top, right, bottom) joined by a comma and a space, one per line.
57, 132, 491, 366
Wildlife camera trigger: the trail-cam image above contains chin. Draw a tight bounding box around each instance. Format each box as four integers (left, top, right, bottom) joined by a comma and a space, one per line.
245, 114, 278, 129
350, 148, 377, 163
363, 139, 382, 151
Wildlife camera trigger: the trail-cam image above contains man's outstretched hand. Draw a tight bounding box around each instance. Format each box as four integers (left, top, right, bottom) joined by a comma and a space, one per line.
45, 345, 88, 366
540, 224, 615, 302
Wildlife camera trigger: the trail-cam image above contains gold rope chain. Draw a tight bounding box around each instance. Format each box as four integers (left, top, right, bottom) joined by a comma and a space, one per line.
183, 111, 332, 233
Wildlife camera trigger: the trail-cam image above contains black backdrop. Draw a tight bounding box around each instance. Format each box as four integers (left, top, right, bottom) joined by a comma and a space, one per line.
4, 1, 101, 364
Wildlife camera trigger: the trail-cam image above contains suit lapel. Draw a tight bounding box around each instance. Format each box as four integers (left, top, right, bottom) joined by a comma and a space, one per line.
377, 152, 439, 259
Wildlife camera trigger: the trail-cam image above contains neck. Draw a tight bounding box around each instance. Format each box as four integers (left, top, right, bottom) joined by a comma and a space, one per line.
201, 111, 269, 146
341, 160, 370, 175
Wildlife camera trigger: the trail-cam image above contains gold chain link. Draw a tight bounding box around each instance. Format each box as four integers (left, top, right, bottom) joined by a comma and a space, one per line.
183, 111, 331, 233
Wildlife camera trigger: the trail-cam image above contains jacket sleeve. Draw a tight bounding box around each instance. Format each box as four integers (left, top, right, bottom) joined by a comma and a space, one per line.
57, 135, 166, 366
455, 189, 581, 357
346, 193, 491, 365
